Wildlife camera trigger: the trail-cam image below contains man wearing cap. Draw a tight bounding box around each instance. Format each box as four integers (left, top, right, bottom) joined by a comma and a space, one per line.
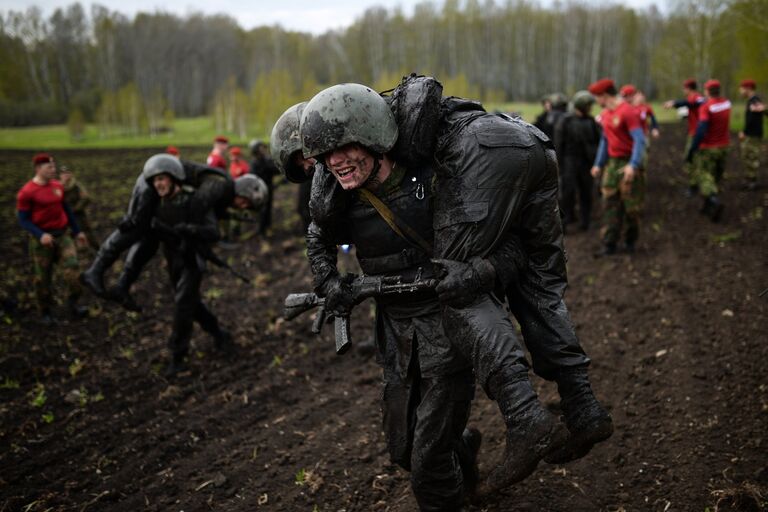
739, 79, 763, 190
589, 78, 647, 255
17, 154, 88, 324
207, 136, 229, 171
686, 79, 731, 222
553, 91, 602, 231
664, 79, 706, 197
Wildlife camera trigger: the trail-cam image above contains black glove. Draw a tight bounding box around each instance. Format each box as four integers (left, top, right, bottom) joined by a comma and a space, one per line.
432, 257, 496, 308
322, 275, 356, 317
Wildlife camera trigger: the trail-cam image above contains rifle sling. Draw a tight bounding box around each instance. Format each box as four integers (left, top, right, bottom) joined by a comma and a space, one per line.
357, 188, 433, 256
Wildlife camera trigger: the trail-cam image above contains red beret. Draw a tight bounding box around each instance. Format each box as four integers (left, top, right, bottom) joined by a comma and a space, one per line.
620, 84, 637, 97
588, 78, 615, 96
166, 145, 180, 156
32, 153, 53, 166
214, 135, 229, 144
740, 79, 756, 89
683, 78, 697, 89
229, 146, 242, 155
704, 79, 720, 90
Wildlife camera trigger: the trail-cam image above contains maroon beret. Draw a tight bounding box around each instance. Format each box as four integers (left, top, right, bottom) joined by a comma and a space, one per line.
620, 84, 637, 97
683, 78, 697, 89
166, 145, 180, 156
704, 79, 721, 90
740, 79, 756, 89
588, 78, 615, 96
214, 135, 229, 144
32, 153, 53, 166
229, 146, 242, 155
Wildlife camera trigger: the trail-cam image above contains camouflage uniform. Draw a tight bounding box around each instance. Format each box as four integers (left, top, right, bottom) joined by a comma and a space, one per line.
63, 178, 98, 249
600, 157, 645, 247
693, 147, 728, 196
29, 232, 81, 312
741, 137, 762, 182
683, 136, 697, 187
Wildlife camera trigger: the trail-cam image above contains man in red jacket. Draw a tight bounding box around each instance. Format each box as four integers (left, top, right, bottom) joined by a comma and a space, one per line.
686, 79, 731, 222
207, 135, 228, 170
589, 78, 647, 255
17, 153, 88, 324
664, 79, 706, 197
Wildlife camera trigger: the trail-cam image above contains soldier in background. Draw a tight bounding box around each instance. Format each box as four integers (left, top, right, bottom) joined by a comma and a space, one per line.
664, 79, 705, 197
554, 91, 601, 231
738, 79, 763, 190
59, 165, 98, 249
686, 79, 731, 222
589, 78, 647, 255
17, 153, 88, 324
535, 92, 568, 140
207, 135, 228, 170
249, 139, 279, 235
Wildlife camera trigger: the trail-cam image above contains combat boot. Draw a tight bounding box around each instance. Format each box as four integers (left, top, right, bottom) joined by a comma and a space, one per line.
213, 329, 236, 356
164, 354, 188, 378
484, 372, 569, 491
67, 297, 88, 319
106, 272, 142, 312
701, 194, 724, 223
593, 243, 617, 258
80, 260, 108, 298
544, 367, 614, 464
457, 428, 482, 497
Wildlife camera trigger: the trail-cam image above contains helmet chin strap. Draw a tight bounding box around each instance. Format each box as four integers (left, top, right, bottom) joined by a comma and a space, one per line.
360, 151, 383, 189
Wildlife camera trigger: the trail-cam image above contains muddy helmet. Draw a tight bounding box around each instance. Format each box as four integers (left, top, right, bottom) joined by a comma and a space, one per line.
300, 83, 398, 159
271, 102, 311, 183
572, 90, 596, 112
549, 92, 568, 110
143, 154, 184, 183
234, 174, 268, 209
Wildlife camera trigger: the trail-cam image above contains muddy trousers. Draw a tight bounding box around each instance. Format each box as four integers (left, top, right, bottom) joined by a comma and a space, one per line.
29, 233, 81, 312
740, 137, 761, 182
383, 365, 474, 512
600, 158, 644, 247
166, 252, 222, 361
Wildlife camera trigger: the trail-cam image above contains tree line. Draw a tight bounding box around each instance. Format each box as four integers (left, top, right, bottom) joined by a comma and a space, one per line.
0, 0, 765, 135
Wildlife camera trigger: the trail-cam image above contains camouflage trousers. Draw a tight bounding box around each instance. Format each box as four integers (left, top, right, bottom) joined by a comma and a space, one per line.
29, 233, 82, 311
74, 211, 99, 250
740, 137, 762, 181
600, 158, 645, 247
683, 136, 696, 186
693, 147, 728, 197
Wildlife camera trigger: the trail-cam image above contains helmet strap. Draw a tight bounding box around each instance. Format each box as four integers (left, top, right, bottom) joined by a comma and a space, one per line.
361, 151, 383, 190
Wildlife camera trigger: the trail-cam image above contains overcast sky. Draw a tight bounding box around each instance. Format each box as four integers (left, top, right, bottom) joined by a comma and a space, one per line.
0, 0, 663, 34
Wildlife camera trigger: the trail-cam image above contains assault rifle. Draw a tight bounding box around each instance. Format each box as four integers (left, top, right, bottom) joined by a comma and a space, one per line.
150, 218, 251, 284
284, 270, 437, 355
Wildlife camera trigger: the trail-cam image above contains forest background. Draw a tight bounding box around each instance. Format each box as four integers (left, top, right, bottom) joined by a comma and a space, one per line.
0, 0, 766, 147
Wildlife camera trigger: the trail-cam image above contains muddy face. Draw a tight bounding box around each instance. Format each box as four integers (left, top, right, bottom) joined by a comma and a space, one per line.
325, 144, 374, 190
152, 174, 175, 198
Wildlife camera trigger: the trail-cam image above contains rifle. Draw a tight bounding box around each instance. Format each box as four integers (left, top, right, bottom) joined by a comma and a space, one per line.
283, 269, 437, 355
150, 218, 251, 284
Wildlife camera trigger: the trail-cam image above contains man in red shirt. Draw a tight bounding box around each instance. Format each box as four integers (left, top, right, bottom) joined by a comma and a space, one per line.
686, 79, 731, 222
206, 135, 228, 170
228, 146, 249, 178
664, 79, 706, 197
589, 78, 647, 255
17, 153, 88, 323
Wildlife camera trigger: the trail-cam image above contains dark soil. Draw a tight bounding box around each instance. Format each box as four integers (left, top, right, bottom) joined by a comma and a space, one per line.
1, 126, 766, 512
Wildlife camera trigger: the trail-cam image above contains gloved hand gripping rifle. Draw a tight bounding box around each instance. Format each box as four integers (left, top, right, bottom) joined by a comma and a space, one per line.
283, 269, 437, 355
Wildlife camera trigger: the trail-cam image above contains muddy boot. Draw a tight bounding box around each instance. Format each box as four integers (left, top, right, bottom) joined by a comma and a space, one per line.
593, 243, 617, 258
164, 354, 188, 378
457, 428, 482, 497
80, 261, 107, 298
485, 373, 569, 491
107, 272, 142, 313
545, 368, 614, 464
701, 194, 724, 223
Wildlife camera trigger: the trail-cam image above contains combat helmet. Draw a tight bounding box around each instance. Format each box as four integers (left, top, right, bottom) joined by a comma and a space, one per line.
271, 102, 311, 183
549, 92, 569, 110
301, 83, 398, 159
234, 174, 268, 209
572, 90, 596, 113
143, 154, 184, 183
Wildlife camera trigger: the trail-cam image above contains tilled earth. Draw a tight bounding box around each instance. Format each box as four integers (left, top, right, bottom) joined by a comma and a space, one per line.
0, 125, 766, 512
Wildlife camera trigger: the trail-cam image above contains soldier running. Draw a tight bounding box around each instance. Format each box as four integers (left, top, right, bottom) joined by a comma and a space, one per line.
664, 78, 706, 197
17, 153, 88, 324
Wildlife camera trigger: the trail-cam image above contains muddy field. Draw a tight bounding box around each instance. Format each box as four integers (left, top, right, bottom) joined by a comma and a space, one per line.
1, 125, 766, 512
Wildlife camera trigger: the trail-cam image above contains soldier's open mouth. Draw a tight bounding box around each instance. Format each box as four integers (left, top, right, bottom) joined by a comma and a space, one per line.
336, 167, 355, 177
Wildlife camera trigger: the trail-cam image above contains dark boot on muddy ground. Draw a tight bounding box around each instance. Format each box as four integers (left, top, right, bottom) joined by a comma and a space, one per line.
701, 194, 724, 223
457, 428, 482, 497
213, 329, 236, 356
67, 296, 88, 319
483, 372, 569, 491
164, 354, 189, 378
544, 367, 614, 464
106, 271, 142, 313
